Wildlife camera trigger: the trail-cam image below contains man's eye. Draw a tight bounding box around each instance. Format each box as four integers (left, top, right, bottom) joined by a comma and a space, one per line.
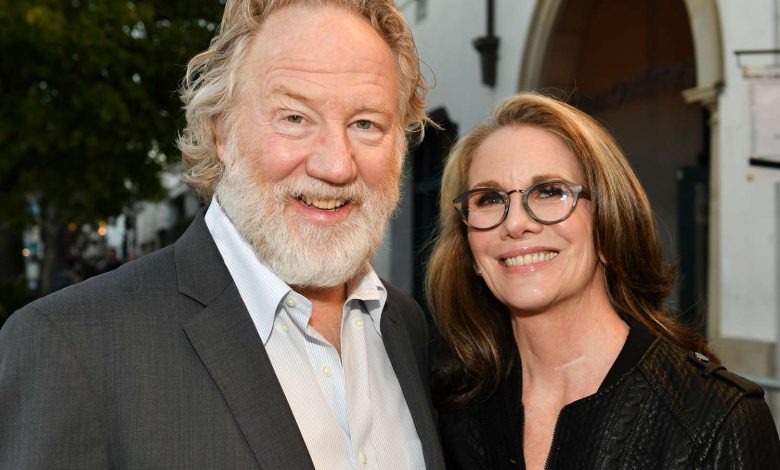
354, 120, 374, 130
286, 115, 304, 124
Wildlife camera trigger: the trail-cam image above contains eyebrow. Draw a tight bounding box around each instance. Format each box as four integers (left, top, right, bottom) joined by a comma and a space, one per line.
269, 85, 314, 106
351, 104, 393, 117
269, 85, 392, 116
470, 174, 566, 189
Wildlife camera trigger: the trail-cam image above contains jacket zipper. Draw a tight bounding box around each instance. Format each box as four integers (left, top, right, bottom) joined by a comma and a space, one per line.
518, 406, 563, 469
543, 412, 562, 470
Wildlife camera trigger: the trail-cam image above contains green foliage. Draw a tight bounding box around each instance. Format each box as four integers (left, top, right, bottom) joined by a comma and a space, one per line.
0, 0, 226, 227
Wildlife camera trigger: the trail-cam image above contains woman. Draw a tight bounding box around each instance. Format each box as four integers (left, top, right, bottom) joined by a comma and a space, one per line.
427, 92, 780, 469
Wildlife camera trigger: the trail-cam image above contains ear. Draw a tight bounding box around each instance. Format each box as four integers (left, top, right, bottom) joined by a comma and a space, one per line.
593, 229, 607, 265
214, 115, 227, 162
473, 263, 483, 276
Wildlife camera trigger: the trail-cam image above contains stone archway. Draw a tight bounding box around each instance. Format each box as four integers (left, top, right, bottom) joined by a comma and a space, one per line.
519, 0, 723, 93
518, 0, 724, 329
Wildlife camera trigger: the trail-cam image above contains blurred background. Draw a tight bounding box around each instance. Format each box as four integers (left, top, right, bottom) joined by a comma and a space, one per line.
0, 0, 225, 320
1, 0, 779, 425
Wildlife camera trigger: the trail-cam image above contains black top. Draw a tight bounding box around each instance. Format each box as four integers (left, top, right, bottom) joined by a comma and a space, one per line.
437, 319, 780, 469
597, 318, 655, 390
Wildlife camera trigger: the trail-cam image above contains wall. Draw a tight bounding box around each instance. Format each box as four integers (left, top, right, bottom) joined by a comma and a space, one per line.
715, 0, 778, 344
399, 0, 535, 131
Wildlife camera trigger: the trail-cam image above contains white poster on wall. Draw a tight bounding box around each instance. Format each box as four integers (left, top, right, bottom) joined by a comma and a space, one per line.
745, 65, 780, 181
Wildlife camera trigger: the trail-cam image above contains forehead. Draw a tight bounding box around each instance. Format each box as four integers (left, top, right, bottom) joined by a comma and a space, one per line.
468, 125, 583, 187
254, 5, 390, 63
240, 5, 398, 103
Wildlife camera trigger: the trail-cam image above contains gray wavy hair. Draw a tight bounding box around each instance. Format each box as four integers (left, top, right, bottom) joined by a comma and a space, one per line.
177, 0, 430, 200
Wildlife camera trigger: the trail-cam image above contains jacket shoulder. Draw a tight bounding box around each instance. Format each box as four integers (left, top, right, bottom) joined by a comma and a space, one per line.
680, 349, 780, 465
10, 246, 177, 324
638, 340, 767, 448
685, 351, 764, 396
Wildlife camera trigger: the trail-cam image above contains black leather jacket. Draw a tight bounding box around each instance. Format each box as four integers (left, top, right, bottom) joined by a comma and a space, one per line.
438, 323, 780, 469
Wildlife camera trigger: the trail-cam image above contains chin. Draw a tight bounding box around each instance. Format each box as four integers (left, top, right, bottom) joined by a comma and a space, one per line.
493, 285, 556, 316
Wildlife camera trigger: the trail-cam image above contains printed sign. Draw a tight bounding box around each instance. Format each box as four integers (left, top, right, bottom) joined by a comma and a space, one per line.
745, 65, 780, 174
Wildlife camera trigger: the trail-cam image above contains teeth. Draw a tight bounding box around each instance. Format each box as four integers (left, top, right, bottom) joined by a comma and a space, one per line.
298, 196, 348, 210
504, 251, 558, 267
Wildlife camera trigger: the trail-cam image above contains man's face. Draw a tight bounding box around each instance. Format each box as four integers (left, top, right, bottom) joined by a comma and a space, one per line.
214, 4, 403, 287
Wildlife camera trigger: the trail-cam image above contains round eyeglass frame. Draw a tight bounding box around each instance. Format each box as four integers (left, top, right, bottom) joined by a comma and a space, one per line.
452, 179, 590, 230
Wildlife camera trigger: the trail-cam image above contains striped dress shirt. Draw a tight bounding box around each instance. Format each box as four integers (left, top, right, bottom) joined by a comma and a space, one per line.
205, 198, 425, 469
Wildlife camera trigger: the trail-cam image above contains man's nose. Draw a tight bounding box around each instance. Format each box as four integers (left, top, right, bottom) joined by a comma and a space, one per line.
305, 127, 358, 185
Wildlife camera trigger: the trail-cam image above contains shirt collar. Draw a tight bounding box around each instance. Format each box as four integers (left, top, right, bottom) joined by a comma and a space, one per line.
204, 196, 389, 341
346, 267, 388, 336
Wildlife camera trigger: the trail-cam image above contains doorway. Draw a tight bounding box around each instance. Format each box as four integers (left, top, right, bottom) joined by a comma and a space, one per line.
533, 0, 709, 323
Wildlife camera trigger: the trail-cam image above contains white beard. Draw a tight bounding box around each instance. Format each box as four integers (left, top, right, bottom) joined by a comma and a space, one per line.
214, 138, 401, 288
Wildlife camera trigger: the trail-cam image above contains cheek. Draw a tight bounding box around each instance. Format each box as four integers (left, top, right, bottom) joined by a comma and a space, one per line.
559, 218, 599, 270
466, 231, 491, 264
357, 130, 403, 185
247, 131, 311, 182
356, 149, 401, 190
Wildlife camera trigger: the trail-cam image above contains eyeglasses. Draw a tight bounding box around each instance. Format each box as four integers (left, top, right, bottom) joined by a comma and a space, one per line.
452, 179, 589, 230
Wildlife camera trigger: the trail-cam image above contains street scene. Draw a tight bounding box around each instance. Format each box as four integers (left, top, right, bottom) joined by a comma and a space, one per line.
1, 0, 779, 467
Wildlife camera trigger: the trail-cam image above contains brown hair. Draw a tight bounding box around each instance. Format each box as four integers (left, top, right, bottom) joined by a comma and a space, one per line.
177, 0, 429, 200
427, 92, 715, 408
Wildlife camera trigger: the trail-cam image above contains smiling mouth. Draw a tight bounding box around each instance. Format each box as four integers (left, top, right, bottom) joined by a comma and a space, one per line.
503, 251, 558, 267
295, 195, 350, 211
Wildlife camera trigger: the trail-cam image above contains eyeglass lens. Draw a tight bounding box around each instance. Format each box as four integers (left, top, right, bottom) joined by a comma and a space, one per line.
464, 181, 576, 228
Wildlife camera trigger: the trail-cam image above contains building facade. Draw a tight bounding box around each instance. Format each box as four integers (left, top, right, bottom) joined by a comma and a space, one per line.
378, 0, 780, 390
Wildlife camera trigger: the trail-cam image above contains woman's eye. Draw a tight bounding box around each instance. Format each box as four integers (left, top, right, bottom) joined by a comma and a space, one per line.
474, 191, 504, 207
286, 115, 304, 124
535, 183, 569, 199
354, 120, 374, 130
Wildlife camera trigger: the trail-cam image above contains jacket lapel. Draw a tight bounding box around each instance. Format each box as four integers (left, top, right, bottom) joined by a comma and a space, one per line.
381, 299, 444, 470
175, 211, 314, 470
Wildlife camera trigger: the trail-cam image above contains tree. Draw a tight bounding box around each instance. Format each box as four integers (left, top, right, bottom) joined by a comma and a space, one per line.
0, 0, 225, 305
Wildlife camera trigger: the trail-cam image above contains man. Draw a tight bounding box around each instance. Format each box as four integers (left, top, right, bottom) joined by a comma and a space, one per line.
0, 1, 445, 468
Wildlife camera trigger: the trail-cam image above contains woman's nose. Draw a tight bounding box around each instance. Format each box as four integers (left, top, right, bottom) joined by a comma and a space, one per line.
501, 192, 543, 238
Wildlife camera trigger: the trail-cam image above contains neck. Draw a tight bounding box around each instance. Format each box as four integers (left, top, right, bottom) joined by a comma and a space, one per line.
511, 283, 628, 398
295, 283, 349, 355
295, 283, 348, 307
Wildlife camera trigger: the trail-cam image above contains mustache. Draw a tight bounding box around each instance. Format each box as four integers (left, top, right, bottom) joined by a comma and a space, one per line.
272, 177, 369, 204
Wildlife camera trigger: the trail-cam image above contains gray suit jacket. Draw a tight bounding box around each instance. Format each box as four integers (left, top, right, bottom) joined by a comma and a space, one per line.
0, 210, 445, 469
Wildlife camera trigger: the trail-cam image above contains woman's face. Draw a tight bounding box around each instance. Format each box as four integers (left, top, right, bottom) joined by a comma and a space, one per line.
466, 124, 603, 316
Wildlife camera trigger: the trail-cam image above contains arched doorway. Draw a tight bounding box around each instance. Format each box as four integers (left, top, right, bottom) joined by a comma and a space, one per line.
521, 0, 718, 325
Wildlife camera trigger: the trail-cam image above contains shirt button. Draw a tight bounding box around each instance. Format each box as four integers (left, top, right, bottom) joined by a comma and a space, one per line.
285, 296, 297, 308
322, 366, 333, 378
353, 318, 364, 329
276, 323, 289, 333
359, 451, 368, 464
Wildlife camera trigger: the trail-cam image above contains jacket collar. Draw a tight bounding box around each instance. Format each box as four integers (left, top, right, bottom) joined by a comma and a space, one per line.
380, 296, 445, 470
175, 209, 315, 470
